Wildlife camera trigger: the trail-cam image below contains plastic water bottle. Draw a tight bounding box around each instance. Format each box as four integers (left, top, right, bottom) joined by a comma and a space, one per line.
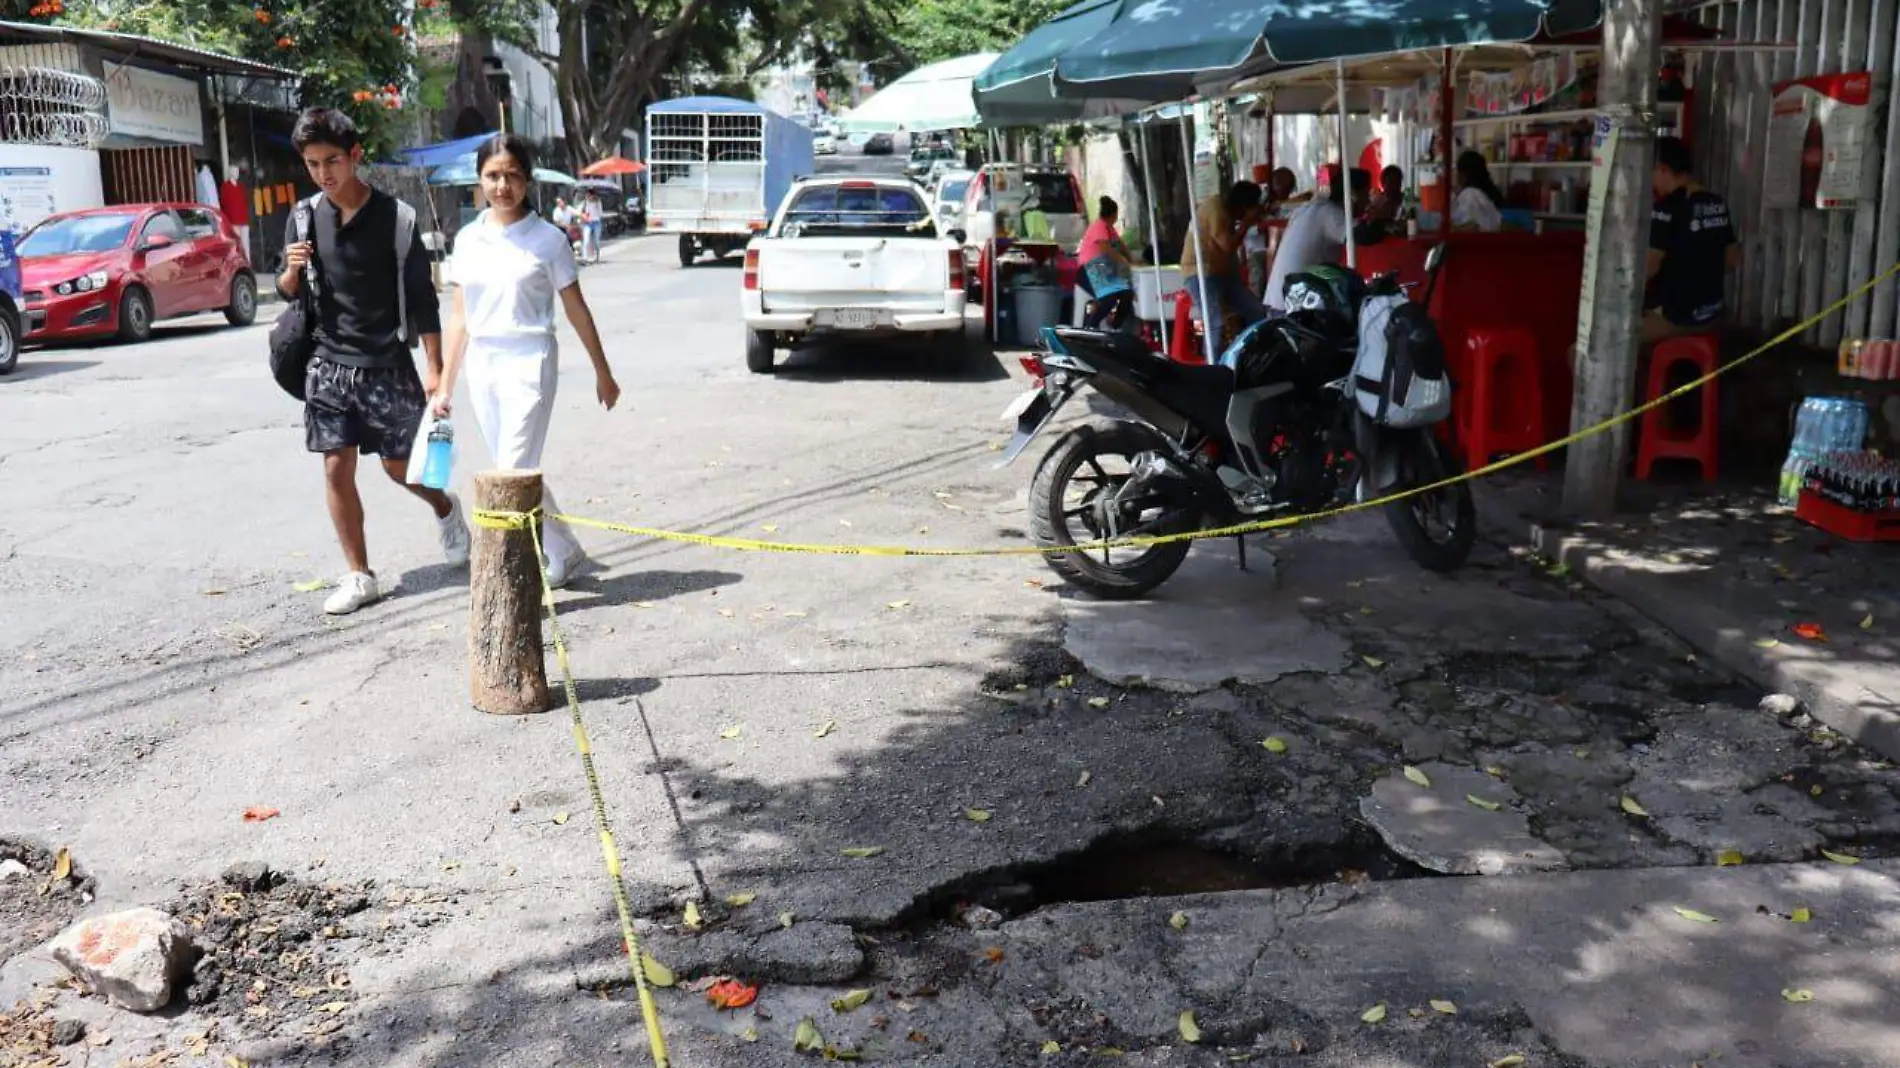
420, 419, 455, 490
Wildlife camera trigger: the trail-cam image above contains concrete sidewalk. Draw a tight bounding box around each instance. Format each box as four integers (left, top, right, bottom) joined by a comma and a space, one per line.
1480, 474, 1900, 764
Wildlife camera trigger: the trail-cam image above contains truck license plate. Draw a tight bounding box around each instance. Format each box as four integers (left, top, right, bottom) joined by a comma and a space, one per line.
832, 309, 878, 330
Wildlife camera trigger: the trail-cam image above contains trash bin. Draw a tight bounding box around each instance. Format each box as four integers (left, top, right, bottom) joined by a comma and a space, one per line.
1012, 283, 1062, 347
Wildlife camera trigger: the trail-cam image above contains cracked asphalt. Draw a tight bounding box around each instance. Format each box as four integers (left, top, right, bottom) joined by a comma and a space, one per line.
4, 236, 1899, 1068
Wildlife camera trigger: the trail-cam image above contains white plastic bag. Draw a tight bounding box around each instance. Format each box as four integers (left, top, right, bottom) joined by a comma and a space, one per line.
405, 409, 452, 486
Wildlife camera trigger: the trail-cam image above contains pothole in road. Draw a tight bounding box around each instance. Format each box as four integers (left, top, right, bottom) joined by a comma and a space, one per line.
916, 827, 1431, 925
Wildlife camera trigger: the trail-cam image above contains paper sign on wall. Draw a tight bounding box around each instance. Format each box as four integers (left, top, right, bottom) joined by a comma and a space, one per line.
103, 61, 205, 146
1765, 72, 1872, 210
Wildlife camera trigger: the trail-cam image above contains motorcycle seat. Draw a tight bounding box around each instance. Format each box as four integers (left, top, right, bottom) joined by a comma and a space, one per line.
1052, 326, 1236, 431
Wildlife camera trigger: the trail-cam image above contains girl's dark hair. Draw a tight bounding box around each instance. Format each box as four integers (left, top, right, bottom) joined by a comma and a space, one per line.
1098, 195, 1118, 220
1456, 151, 1505, 208
292, 108, 359, 153
476, 133, 537, 177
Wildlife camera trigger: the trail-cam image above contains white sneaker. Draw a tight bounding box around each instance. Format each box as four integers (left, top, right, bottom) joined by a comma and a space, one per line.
438, 493, 471, 567
545, 553, 590, 590
324, 572, 381, 615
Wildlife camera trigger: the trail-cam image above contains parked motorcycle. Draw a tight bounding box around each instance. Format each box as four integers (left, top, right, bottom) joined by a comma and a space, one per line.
998, 244, 1474, 600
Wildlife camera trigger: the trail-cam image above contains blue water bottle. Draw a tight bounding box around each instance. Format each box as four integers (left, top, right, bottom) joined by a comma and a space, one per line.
421, 419, 455, 490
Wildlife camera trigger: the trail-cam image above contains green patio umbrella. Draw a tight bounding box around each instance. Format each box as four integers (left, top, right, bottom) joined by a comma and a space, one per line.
973, 0, 1156, 125
1056, 0, 1602, 91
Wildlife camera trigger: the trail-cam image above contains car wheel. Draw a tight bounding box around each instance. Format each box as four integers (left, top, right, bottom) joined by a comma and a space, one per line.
746, 330, 777, 374
117, 286, 153, 343
0, 303, 19, 375
224, 272, 258, 327
678, 234, 697, 268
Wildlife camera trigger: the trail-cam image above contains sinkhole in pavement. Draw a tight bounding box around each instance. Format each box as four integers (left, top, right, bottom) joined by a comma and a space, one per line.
923, 827, 1432, 924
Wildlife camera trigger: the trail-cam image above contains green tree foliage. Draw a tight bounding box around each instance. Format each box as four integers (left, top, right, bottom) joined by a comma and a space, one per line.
889, 0, 1067, 65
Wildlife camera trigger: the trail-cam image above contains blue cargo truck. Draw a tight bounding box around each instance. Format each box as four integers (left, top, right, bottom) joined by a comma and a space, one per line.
645, 96, 814, 268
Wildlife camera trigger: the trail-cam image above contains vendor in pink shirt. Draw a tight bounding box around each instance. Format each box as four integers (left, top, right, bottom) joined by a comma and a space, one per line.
1076, 196, 1134, 329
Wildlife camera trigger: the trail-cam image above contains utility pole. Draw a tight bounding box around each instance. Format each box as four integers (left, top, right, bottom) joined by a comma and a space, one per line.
1563, 0, 1662, 517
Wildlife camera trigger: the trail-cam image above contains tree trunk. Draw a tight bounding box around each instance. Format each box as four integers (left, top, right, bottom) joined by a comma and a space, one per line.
470, 470, 551, 716
1563, 0, 1662, 517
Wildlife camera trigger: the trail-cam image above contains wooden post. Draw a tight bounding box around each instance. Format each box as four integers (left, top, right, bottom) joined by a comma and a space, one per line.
470, 470, 551, 716
1563, 0, 1662, 518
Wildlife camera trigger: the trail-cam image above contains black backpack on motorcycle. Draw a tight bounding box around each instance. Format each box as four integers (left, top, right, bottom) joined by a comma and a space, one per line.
1352, 292, 1452, 428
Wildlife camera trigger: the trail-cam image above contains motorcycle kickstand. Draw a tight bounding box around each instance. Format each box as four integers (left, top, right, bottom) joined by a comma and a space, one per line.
1235, 534, 1248, 572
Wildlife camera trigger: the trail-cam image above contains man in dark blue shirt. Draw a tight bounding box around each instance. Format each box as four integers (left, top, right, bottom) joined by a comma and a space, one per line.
277, 108, 469, 615
1644, 136, 1740, 344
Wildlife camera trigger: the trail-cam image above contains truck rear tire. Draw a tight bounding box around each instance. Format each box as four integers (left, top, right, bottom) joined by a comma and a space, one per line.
678, 234, 696, 268
747, 330, 776, 374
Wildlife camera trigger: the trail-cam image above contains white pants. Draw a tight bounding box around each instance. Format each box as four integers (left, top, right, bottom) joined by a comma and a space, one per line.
463, 334, 581, 569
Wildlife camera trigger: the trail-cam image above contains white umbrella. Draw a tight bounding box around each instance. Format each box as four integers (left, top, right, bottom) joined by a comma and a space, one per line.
837, 52, 999, 134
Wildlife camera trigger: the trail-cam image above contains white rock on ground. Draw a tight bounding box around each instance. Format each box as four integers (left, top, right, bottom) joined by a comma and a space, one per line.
48, 907, 197, 1012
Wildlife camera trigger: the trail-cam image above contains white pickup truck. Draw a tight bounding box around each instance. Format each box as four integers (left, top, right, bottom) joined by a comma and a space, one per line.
740, 177, 967, 373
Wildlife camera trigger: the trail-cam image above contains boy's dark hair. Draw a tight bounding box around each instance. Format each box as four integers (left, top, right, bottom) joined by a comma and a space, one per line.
1223, 181, 1264, 213
292, 108, 360, 154
1654, 136, 1694, 177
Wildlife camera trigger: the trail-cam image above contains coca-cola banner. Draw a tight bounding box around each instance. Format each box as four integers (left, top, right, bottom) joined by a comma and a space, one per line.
1766, 72, 1873, 211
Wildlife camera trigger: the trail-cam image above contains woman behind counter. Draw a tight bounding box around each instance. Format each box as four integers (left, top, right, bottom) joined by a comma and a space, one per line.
1452, 152, 1505, 233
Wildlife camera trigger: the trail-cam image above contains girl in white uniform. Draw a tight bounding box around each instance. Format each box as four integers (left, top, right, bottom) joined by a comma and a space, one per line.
432, 134, 620, 587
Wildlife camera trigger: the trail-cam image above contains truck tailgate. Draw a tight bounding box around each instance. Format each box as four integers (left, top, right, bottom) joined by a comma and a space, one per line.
760, 238, 949, 312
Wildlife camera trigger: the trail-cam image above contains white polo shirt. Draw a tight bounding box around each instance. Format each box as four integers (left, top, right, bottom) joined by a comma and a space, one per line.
447, 210, 579, 343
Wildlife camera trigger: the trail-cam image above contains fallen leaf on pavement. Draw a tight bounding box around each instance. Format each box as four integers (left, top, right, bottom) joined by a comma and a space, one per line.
242, 806, 281, 823
831, 989, 873, 1013
641, 954, 675, 987
1169, 911, 1189, 931
983, 947, 1005, 964
1361, 1003, 1387, 1024
762, 525, 779, 533
1040, 1040, 1061, 1055
814, 719, 837, 738
779, 911, 795, 929
1791, 906, 1813, 923
50, 847, 71, 882
1076, 770, 1092, 787
201, 588, 228, 596
553, 812, 571, 826
794, 1017, 825, 1052
1087, 697, 1111, 709
1466, 795, 1502, 812
1056, 674, 1075, 688
1263, 736, 1288, 754
1754, 637, 1781, 648
725, 892, 757, 907
1820, 849, 1862, 866
316, 1001, 348, 1014
1484, 765, 1506, 779
887, 600, 911, 610
1716, 850, 1745, 867
841, 847, 885, 858
964, 808, 992, 823
1793, 622, 1828, 642
719, 725, 743, 740
1489, 1057, 1527, 1068
1407, 1007, 1425, 1019
740, 1027, 759, 1042
1430, 999, 1457, 1015
684, 901, 703, 930
1781, 988, 1815, 1003
1672, 906, 1720, 923
1402, 766, 1431, 788
1620, 796, 1650, 817
1363, 656, 1386, 670
1178, 1010, 1202, 1043
1862, 613, 1876, 630
292, 578, 329, 593
786, 611, 809, 618
708, 979, 759, 1010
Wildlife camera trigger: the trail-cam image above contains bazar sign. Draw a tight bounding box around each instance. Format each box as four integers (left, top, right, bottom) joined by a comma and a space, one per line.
103, 61, 204, 145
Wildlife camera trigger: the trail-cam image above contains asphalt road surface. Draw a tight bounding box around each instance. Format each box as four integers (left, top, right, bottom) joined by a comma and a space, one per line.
5, 235, 1900, 1068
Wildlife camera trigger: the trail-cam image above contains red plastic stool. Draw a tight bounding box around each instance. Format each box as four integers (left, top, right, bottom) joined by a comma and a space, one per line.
1635, 333, 1720, 481
1168, 289, 1206, 364
1459, 327, 1549, 471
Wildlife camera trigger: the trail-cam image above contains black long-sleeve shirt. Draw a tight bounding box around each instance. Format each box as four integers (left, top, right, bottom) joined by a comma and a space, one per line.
280, 187, 440, 368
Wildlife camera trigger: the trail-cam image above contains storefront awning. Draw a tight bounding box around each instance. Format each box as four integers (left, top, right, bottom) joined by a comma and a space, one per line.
838, 52, 998, 133
0, 20, 298, 80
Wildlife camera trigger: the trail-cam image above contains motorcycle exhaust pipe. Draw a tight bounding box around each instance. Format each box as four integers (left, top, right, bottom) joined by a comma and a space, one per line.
1133, 452, 1242, 524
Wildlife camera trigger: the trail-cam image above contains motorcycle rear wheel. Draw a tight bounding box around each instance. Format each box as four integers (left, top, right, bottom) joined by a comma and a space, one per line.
1028, 422, 1199, 600
1383, 431, 1476, 573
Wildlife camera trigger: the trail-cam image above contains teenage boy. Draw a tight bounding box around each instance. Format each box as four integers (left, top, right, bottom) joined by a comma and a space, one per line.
278, 107, 469, 615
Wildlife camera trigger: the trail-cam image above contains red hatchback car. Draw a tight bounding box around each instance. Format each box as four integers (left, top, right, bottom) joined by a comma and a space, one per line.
20, 202, 256, 344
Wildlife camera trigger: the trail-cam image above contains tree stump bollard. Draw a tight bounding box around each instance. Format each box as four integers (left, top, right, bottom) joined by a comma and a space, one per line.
470, 470, 552, 715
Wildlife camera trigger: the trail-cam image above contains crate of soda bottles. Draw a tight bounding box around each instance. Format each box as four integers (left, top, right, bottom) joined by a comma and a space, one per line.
1839, 338, 1900, 379
1778, 396, 1870, 505
1795, 451, 1900, 542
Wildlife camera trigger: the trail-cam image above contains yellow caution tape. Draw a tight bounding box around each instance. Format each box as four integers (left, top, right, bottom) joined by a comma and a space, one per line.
527, 519, 670, 1068
475, 262, 1900, 557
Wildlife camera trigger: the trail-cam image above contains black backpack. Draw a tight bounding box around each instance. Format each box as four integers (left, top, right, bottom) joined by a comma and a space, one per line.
267, 196, 322, 401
